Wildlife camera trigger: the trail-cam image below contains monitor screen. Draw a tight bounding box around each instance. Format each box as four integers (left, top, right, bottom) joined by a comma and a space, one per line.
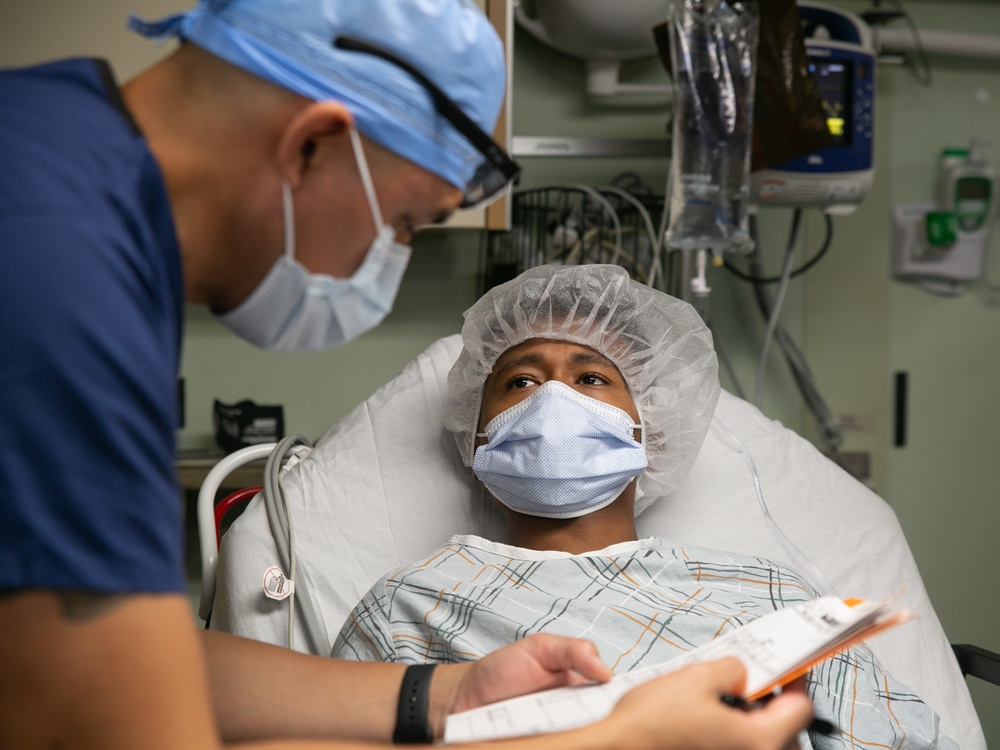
809, 60, 853, 147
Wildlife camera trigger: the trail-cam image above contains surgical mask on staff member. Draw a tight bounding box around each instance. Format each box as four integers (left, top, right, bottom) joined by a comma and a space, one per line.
472, 381, 648, 519
217, 128, 412, 351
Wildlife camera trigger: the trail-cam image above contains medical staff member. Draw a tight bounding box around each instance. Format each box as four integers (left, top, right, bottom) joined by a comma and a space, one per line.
0, 1, 814, 748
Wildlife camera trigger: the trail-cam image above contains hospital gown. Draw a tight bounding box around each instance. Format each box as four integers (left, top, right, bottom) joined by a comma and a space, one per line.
333, 535, 955, 749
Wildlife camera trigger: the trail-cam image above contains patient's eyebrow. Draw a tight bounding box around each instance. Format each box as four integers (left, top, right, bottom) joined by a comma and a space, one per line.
493, 348, 619, 379
493, 351, 545, 379
568, 349, 618, 369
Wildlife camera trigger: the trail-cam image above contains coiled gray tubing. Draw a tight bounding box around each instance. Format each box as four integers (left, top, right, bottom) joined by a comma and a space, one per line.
263, 435, 332, 655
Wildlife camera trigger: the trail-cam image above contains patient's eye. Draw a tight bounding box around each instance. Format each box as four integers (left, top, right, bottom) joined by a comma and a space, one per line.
579, 372, 610, 386
508, 375, 537, 389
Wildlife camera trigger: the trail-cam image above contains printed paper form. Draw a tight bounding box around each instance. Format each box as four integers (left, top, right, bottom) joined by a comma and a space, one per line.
444, 596, 909, 743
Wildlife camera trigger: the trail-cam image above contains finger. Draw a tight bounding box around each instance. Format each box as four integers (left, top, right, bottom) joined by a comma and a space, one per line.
781, 676, 809, 695
695, 656, 749, 696
563, 639, 613, 683
525, 634, 612, 684
750, 689, 815, 742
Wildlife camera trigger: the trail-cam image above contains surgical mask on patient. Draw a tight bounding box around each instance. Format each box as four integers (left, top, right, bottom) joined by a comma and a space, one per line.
472, 381, 648, 519
217, 128, 411, 351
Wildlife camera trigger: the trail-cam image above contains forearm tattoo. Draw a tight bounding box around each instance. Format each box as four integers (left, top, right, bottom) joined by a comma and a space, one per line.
55, 591, 131, 621
0, 589, 132, 621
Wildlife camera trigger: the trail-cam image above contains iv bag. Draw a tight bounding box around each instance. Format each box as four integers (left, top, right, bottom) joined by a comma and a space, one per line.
664, 0, 759, 256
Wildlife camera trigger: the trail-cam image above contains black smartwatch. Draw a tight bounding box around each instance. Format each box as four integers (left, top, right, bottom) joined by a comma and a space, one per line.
393, 664, 436, 744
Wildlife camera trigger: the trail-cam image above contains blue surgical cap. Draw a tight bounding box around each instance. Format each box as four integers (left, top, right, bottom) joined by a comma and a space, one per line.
129, 0, 506, 193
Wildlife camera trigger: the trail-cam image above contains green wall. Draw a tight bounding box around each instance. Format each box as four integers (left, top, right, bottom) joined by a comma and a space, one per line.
808, 2, 1000, 742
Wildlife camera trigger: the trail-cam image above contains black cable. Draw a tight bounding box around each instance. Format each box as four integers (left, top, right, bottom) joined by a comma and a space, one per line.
864, 0, 932, 86
724, 212, 833, 284
898, 2, 933, 87
706, 314, 747, 401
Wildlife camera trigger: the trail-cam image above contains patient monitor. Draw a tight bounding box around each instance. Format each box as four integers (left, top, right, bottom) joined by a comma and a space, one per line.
211, 335, 985, 749
750, 2, 876, 214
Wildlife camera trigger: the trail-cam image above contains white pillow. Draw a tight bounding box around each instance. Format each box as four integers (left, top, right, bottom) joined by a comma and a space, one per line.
212, 334, 983, 749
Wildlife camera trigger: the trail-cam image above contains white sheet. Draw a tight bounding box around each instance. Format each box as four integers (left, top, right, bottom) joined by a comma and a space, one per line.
211, 334, 984, 749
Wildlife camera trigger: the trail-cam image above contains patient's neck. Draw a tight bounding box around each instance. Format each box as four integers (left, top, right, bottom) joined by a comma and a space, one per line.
503, 497, 639, 555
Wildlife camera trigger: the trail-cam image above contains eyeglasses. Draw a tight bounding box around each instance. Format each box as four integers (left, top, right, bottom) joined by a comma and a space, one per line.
334, 36, 520, 210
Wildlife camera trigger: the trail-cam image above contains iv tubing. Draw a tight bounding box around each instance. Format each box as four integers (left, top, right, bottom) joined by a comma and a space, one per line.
753, 211, 800, 408
711, 416, 838, 598
745, 214, 844, 457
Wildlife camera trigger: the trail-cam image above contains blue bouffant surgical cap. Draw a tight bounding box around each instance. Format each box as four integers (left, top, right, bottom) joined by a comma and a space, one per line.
129, 0, 507, 197
445, 264, 721, 513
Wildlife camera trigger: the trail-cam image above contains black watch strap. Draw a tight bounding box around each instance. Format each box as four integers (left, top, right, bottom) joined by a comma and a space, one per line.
393, 664, 436, 744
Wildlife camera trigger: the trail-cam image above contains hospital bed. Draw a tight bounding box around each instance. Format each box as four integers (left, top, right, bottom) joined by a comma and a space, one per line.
203, 334, 988, 748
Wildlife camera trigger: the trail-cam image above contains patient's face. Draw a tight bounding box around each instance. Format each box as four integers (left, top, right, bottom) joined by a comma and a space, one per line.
478, 338, 640, 432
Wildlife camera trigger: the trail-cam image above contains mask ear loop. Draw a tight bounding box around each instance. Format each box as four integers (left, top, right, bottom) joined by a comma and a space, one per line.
281, 182, 295, 259
348, 127, 386, 233
471, 383, 488, 463
622, 380, 645, 446
620, 380, 647, 507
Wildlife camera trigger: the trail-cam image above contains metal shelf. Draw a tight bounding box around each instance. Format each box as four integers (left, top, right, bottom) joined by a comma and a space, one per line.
512, 136, 670, 158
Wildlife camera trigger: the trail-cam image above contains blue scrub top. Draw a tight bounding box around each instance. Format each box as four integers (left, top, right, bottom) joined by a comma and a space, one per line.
0, 58, 187, 593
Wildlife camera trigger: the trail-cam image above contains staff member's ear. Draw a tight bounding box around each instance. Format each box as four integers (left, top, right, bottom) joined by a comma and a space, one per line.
275, 100, 354, 190
272, 102, 385, 280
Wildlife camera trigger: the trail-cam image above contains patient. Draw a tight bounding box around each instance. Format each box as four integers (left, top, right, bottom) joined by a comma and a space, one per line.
332, 264, 953, 749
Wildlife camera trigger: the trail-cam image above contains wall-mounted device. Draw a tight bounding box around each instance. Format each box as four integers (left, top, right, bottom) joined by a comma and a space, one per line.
940, 147, 994, 233
892, 140, 996, 296
750, 2, 876, 215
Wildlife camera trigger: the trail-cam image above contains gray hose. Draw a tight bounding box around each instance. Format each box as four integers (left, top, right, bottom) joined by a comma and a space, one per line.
262, 435, 331, 655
